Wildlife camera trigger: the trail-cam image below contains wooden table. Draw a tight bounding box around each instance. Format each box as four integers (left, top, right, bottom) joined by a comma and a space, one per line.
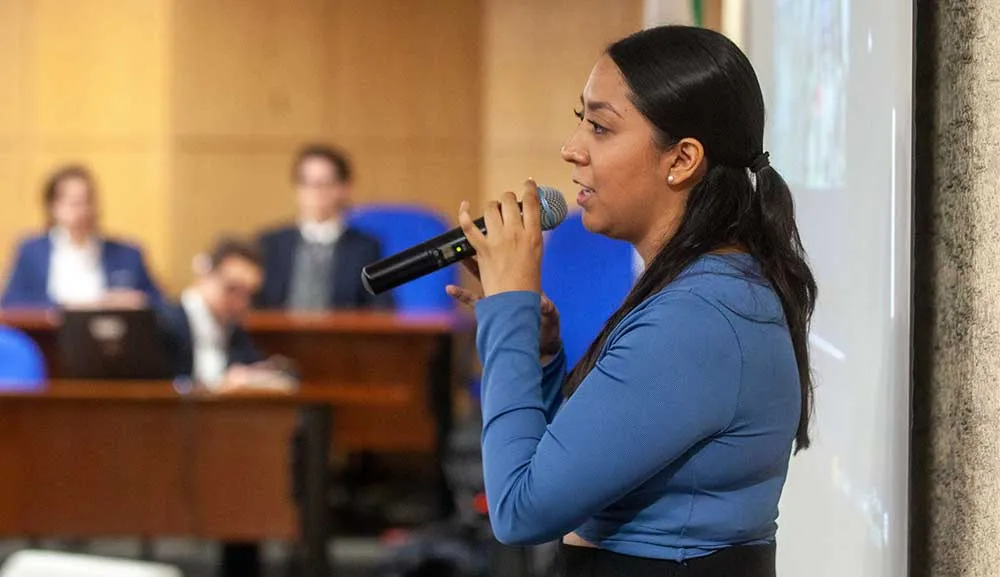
244, 310, 465, 453
0, 309, 469, 453
0, 380, 408, 577
0, 310, 473, 577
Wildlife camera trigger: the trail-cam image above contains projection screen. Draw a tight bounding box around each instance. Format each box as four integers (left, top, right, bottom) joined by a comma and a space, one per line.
745, 1, 912, 575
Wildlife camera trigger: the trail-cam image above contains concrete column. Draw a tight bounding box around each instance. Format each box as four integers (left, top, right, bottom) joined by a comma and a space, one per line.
912, 1, 1000, 575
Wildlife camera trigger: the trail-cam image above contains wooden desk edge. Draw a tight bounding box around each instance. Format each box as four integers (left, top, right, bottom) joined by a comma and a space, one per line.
0, 309, 473, 335
0, 380, 413, 406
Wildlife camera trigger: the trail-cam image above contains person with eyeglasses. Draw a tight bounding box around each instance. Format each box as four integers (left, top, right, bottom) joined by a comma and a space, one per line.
254, 143, 392, 311
155, 236, 296, 577
156, 237, 290, 391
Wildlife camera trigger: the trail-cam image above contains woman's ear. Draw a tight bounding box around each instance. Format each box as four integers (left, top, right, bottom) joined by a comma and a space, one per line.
663, 137, 706, 188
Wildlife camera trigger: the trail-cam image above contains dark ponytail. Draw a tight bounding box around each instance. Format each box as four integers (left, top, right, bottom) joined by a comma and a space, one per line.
562, 26, 817, 452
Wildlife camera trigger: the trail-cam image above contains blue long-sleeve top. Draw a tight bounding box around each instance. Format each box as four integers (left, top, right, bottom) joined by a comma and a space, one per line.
474, 254, 800, 561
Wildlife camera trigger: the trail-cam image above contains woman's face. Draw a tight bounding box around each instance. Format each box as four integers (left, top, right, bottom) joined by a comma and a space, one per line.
51, 176, 96, 234
561, 55, 688, 258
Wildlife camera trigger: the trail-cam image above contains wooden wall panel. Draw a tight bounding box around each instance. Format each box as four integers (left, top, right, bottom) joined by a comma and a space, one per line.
169, 150, 298, 287
0, 0, 173, 290
480, 0, 642, 209
0, 1, 29, 142
167, 0, 481, 290
27, 0, 172, 281
0, 148, 33, 294
27, 0, 171, 139
321, 0, 482, 217
0, 0, 36, 284
171, 0, 331, 138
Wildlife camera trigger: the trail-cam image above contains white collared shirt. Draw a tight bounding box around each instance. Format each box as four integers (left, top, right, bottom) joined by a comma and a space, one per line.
180, 288, 228, 388
299, 218, 344, 246
47, 228, 106, 306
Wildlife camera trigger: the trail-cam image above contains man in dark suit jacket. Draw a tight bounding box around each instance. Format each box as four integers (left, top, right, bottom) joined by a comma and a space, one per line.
155, 237, 273, 577
156, 238, 266, 385
255, 143, 392, 310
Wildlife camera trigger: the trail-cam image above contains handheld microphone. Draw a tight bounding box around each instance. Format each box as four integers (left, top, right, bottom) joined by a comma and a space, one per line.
361, 186, 569, 296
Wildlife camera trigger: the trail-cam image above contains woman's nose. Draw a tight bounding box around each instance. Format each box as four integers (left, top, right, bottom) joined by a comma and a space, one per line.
560, 133, 588, 165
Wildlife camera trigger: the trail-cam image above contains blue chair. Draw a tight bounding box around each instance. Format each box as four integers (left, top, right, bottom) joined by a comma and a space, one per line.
542, 212, 637, 368
347, 205, 457, 312
0, 325, 46, 390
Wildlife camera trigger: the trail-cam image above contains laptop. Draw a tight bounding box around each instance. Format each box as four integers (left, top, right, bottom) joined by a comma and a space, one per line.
58, 308, 171, 380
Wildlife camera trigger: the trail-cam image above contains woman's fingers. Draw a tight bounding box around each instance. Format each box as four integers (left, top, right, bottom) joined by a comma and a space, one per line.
446, 284, 481, 307
482, 200, 502, 244
541, 293, 555, 315
499, 190, 522, 231
521, 179, 542, 233
458, 201, 487, 252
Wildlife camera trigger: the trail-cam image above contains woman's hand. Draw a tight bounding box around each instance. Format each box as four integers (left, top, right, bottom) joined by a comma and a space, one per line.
459, 179, 544, 297
446, 181, 562, 359
446, 258, 562, 359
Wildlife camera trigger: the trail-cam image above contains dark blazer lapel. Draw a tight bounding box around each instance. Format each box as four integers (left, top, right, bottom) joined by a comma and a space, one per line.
157, 302, 195, 378
273, 229, 300, 306
37, 234, 53, 292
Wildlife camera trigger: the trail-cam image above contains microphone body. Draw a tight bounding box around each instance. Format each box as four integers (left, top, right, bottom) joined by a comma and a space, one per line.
361, 187, 568, 296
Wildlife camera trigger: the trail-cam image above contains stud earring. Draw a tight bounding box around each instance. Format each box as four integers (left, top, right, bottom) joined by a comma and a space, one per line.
667, 175, 675, 185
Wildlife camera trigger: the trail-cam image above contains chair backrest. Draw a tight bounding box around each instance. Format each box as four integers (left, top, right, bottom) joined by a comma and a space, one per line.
542, 212, 637, 368
0, 326, 46, 390
0, 550, 182, 577
347, 204, 457, 312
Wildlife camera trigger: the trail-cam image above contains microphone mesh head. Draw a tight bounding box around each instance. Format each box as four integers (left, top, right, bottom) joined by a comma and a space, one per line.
537, 186, 569, 231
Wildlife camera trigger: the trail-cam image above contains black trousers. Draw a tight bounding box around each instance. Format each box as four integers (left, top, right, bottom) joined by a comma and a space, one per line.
558, 543, 776, 577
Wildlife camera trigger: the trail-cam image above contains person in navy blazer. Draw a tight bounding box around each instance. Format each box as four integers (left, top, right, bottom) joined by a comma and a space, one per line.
155, 238, 272, 386
1, 165, 162, 309
154, 237, 290, 577
254, 144, 392, 310
157, 301, 262, 380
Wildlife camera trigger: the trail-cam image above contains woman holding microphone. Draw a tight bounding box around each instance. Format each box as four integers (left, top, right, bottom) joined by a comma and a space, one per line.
446, 25, 816, 575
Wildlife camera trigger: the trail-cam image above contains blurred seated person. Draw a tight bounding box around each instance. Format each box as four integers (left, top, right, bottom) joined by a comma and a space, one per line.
157, 237, 294, 393
1, 164, 162, 309
255, 143, 393, 310
157, 237, 295, 577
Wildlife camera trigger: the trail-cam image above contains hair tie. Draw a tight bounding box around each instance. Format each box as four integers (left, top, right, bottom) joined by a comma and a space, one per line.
749, 151, 771, 173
